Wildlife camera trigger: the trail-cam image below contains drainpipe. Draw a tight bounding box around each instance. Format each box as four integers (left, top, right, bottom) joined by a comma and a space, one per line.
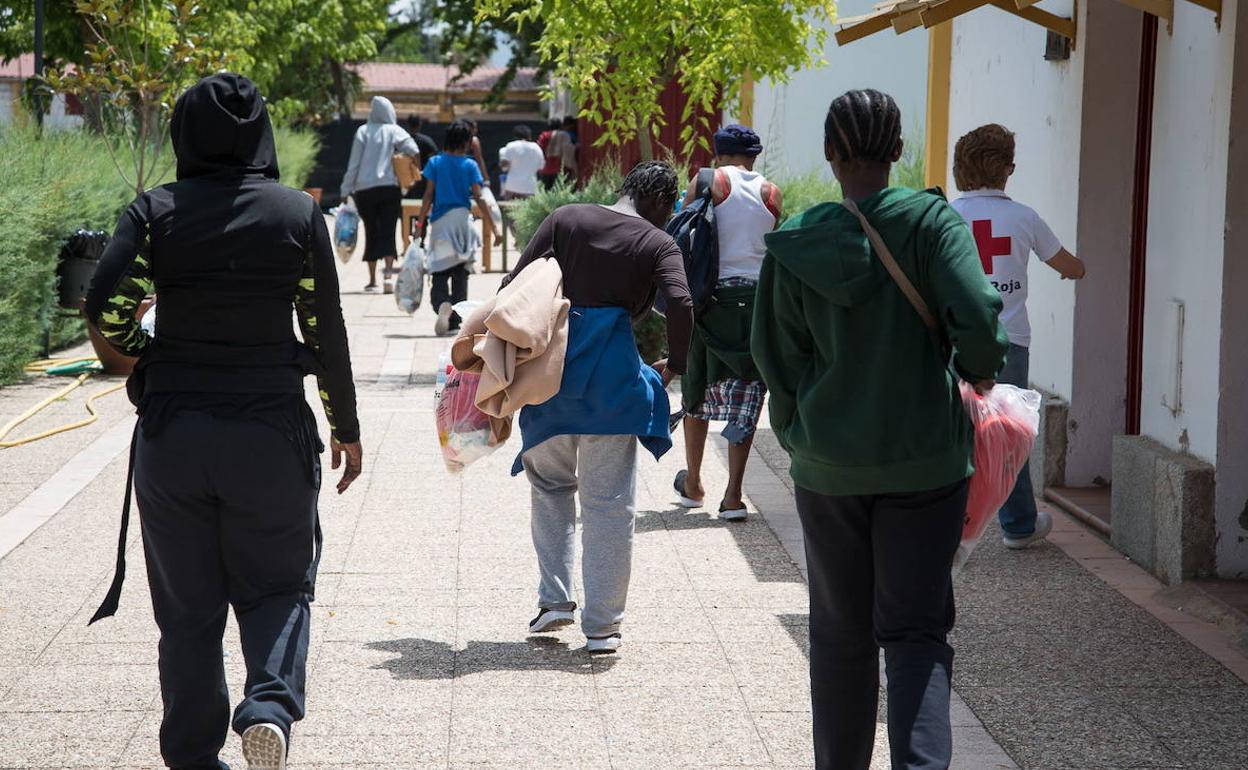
1126, 16, 1158, 436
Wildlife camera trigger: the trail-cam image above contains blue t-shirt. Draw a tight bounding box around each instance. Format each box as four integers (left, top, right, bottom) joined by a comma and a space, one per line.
424, 153, 484, 222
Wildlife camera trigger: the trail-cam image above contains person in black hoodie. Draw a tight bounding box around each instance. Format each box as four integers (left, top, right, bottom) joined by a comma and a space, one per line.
84, 74, 362, 770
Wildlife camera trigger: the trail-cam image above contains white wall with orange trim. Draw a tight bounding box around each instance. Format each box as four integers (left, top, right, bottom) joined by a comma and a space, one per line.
945, 0, 1085, 402
744, 0, 929, 181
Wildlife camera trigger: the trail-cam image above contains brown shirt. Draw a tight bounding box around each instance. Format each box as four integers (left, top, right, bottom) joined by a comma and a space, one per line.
507, 203, 693, 373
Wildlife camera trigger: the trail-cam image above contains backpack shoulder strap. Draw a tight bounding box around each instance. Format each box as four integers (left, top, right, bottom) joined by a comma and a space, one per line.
840, 199, 939, 332
695, 167, 715, 200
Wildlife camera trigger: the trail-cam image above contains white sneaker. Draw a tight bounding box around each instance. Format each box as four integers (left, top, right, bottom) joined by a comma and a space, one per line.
586, 633, 622, 655
434, 302, 454, 336
529, 607, 576, 633
241, 723, 287, 770
1003, 509, 1053, 550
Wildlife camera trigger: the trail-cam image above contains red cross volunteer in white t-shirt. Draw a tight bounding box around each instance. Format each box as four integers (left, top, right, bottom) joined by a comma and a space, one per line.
951, 189, 1086, 347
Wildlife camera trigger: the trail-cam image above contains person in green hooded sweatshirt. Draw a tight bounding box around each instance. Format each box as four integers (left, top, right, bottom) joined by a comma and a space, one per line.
752, 89, 1007, 770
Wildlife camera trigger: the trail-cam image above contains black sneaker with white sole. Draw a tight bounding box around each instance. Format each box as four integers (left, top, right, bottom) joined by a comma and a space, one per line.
529, 606, 576, 633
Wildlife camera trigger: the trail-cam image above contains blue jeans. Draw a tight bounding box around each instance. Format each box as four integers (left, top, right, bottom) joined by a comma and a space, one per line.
997, 343, 1037, 536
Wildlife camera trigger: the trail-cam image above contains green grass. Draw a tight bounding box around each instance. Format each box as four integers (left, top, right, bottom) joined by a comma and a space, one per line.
0, 120, 320, 385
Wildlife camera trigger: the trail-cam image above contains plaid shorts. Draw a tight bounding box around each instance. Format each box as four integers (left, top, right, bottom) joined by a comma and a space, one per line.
689, 378, 766, 433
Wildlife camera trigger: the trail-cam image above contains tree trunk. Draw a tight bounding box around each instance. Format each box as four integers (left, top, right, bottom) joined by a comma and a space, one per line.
636, 113, 654, 161
329, 58, 351, 120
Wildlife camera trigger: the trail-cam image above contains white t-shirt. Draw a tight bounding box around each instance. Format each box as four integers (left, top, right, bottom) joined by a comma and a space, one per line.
499, 140, 545, 196
952, 189, 1063, 347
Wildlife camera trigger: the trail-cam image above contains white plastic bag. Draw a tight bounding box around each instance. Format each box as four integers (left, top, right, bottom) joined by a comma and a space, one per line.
139, 302, 157, 338
953, 382, 1042, 572
433, 353, 499, 472
332, 199, 359, 263
478, 187, 504, 239
395, 241, 426, 314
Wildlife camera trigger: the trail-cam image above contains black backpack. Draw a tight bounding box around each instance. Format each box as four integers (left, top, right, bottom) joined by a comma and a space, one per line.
658, 168, 718, 316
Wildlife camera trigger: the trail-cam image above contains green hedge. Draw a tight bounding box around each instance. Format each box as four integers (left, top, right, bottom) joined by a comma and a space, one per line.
0, 123, 319, 385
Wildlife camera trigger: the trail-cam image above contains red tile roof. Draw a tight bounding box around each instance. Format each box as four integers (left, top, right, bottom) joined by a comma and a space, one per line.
0, 53, 36, 80
353, 63, 542, 94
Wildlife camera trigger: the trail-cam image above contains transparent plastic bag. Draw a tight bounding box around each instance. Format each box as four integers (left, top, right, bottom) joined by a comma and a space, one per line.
434, 354, 499, 472
333, 199, 359, 263
478, 186, 504, 239
395, 241, 426, 314
954, 382, 1042, 572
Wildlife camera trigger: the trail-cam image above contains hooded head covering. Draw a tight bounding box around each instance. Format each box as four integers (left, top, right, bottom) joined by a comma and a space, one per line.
171, 73, 279, 181
367, 96, 398, 125
713, 124, 763, 157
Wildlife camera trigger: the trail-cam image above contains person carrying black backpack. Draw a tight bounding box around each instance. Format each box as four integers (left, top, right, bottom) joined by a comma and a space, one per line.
670, 124, 783, 522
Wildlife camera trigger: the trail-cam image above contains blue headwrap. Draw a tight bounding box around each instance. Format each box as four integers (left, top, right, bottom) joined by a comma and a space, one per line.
713, 124, 763, 157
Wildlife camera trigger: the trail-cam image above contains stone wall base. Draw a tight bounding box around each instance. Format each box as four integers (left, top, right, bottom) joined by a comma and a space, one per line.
1111, 435, 1216, 584
1030, 391, 1068, 491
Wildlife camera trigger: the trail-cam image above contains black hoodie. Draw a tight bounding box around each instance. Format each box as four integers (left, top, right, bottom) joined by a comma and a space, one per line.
86, 73, 359, 443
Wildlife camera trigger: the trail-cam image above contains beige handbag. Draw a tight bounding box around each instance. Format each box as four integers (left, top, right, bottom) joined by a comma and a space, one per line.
393, 154, 421, 190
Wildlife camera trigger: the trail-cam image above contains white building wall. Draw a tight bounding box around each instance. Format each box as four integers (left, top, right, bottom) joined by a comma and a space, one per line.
946, 1, 1083, 400
750, 1, 929, 181
0, 84, 13, 124
1140, 6, 1236, 463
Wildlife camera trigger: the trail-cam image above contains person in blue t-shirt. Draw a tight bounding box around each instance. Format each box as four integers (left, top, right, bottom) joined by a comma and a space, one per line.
418, 120, 494, 336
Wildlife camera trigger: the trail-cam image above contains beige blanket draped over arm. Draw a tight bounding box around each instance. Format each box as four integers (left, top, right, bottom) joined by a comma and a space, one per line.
450, 258, 570, 438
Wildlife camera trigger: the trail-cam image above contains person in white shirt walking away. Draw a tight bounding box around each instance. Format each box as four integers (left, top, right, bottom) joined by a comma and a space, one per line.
498, 125, 546, 200
951, 123, 1087, 550
673, 124, 783, 522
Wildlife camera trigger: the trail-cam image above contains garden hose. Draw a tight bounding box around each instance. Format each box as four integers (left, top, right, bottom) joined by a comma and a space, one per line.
0, 358, 126, 448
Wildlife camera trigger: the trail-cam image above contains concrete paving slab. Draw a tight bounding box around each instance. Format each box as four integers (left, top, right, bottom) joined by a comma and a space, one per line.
11, 261, 1232, 770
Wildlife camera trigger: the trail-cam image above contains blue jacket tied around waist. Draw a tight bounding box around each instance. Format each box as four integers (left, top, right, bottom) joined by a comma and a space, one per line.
512, 306, 672, 475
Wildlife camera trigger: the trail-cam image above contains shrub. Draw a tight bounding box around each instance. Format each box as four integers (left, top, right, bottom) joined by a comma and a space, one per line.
273, 127, 321, 190
0, 121, 319, 385
0, 124, 131, 384
777, 171, 842, 222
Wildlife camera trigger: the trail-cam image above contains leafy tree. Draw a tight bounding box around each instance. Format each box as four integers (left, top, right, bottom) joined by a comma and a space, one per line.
224, 0, 390, 124
381, 0, 545, 108
0, 0, 86, 65
47, 0, 231, 194
6, 0, 390, 127
477, 0, 835, 159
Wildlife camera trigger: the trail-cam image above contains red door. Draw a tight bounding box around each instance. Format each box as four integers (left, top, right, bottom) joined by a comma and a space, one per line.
576, 79, 718, 182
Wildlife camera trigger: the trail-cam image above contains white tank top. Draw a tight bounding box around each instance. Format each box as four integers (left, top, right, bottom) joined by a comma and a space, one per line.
714, 165, 776, 280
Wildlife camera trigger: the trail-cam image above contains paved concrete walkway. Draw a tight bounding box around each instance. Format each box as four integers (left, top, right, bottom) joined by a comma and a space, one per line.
0, 248, 1243, 769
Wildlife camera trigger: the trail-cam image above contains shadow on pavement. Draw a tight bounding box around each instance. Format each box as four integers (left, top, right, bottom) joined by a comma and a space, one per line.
637, 506, 803, 585
366, 636, 616, 679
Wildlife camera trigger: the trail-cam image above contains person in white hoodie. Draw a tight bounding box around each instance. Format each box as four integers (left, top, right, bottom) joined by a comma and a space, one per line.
341, 96, 420, 291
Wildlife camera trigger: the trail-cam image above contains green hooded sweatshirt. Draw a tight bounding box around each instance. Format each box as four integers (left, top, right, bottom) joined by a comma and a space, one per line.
751, 187, 1008, 496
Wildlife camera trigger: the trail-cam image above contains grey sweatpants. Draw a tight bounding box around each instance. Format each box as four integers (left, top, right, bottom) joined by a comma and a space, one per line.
522, 434, 638, 637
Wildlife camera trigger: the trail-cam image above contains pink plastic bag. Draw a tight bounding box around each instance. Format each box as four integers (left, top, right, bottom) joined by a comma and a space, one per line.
954, 382, 1042, 571
434, 358, 498, 472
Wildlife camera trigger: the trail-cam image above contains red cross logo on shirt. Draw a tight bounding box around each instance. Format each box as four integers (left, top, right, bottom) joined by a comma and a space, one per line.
972, 220, 1011, 275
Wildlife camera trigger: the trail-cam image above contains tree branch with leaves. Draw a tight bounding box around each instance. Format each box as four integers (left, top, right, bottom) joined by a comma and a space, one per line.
47, 0, 232, 195
477, 0, 835, 159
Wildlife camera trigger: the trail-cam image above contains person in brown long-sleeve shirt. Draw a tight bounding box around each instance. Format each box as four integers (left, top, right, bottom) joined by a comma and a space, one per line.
506, 161, 692, 655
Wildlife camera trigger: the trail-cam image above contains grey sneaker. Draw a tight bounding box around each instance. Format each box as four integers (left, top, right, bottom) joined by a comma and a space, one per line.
1003, 509, 1053, 550
529, 607, 576, 633
586, 633, 622, 655
241, 723, 287, 770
